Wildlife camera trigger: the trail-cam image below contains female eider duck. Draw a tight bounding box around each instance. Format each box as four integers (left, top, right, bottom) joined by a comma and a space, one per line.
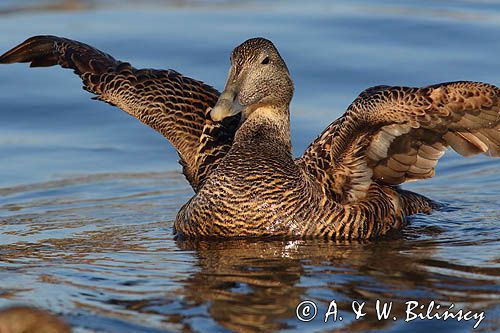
1, 36, 499, 239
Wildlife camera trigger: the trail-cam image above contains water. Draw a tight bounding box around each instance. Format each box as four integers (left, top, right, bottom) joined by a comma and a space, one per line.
0, 1, 499, 332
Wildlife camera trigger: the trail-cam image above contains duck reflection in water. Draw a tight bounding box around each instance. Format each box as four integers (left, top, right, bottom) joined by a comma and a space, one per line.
100, 236, 497, 332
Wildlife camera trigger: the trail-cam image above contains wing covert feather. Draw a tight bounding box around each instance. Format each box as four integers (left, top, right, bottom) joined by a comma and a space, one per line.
300, 82, 500, 202
0, 35, 238, 190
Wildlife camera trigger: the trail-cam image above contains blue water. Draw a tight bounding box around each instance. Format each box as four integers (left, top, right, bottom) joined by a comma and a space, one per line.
0, 1, 499, 332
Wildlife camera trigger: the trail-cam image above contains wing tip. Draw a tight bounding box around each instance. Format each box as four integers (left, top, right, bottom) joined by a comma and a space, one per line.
0, 35, 60, 65
0, 48, 20, 64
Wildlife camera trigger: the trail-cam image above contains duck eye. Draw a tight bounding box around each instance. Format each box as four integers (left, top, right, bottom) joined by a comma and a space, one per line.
261, 57, 270, 65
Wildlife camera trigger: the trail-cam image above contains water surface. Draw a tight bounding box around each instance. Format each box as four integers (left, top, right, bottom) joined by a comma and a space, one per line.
0, 1, 499, 332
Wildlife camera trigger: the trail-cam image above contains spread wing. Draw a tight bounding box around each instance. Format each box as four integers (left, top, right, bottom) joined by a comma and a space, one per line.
300, 82, 500, 203
0, 35, 239, 191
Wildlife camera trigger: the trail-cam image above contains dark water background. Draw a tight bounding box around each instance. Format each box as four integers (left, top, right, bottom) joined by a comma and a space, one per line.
0, 1, 499, 332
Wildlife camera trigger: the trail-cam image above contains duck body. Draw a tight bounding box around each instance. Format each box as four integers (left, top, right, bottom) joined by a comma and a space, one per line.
175, 108, 325, 237
174, 106, 429, 239
1, 36, 498, 239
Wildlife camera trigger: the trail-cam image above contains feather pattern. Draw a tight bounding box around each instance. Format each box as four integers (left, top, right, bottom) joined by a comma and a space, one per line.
301, 82, 500, 200
0, 35, 240, 190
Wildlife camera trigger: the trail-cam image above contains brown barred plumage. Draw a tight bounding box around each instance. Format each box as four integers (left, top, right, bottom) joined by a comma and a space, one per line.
0, 35, 239, 191
1, 36, 499, 239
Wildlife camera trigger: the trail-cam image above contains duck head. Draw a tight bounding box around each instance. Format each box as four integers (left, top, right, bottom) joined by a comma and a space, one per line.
210, 38, 294, 122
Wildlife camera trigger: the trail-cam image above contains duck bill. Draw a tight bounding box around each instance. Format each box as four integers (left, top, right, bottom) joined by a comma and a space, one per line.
210, 76, 244, 122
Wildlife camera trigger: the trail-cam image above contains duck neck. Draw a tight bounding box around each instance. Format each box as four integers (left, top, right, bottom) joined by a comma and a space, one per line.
233, 105, 292, 158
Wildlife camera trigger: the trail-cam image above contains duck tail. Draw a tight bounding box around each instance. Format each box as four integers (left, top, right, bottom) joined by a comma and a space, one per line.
397, 188, 439, 216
